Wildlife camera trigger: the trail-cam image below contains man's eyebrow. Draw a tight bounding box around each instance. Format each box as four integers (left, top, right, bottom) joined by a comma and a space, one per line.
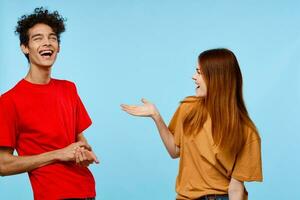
49, 33, 57, 37
31, 33, 43, 38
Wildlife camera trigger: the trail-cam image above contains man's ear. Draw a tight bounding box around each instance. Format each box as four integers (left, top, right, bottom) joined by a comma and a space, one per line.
57, 45, 60, 53
21, 44, 29, 55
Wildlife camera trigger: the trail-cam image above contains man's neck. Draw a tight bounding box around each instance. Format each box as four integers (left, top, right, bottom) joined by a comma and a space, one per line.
25, 64, 52, 84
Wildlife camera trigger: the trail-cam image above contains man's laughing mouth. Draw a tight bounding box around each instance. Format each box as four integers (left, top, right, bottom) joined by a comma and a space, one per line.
39, 50, 54, 58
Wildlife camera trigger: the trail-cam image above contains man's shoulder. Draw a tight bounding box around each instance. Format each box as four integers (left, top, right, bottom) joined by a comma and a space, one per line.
0, 80, 24, 100
52, 78, 75, 86
52, 78, 77, 90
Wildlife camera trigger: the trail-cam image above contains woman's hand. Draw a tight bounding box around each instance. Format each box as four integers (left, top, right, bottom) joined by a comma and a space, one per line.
121, 98, 179, 158
121, 98, 159, 118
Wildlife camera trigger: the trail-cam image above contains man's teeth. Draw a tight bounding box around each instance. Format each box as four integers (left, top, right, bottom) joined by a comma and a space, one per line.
40, 50, 53, 56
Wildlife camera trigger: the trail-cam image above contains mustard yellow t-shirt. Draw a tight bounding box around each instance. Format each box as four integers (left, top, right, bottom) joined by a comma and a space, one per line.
168, 97, 263, 200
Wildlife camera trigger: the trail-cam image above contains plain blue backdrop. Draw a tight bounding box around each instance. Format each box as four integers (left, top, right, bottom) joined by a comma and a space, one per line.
1, 1, 299, 199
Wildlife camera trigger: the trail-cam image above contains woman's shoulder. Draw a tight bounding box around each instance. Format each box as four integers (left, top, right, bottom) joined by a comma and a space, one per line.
244, 125, 261, 144
180, 96, 205, 107
176, 96, 205, 116
181, 96, 202, 103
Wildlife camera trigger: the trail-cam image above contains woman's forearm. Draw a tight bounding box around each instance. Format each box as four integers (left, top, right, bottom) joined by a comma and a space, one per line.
152, 113, 179, 158
228, 178, 244, 200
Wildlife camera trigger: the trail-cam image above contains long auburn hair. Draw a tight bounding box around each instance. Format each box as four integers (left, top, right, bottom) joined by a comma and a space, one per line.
183, 48, 258, 154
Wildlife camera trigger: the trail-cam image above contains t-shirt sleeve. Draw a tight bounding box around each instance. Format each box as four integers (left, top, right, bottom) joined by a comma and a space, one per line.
72, 84, 92, 134
232, 137, 263, 182
168, 104, 184, 147
0, 95, 18, 148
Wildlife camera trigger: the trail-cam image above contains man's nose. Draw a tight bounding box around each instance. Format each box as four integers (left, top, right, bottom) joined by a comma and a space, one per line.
42, 38, 51, 46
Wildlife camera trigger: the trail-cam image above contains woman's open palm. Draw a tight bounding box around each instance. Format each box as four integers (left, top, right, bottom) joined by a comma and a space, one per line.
121, 98, 158, 117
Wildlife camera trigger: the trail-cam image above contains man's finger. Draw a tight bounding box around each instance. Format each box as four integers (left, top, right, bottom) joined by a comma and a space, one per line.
81, 147, 87, 161
86, 151, 99, 164
75, 151, 80, 164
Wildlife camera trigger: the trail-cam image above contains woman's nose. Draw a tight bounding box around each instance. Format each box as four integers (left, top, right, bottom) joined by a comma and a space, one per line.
192, 74, 197, 80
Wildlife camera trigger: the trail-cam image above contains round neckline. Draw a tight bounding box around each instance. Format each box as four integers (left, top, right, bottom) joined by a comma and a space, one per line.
21, 78, 54, 88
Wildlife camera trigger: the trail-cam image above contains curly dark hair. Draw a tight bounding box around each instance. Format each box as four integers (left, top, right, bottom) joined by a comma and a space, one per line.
15, 7, 66, 51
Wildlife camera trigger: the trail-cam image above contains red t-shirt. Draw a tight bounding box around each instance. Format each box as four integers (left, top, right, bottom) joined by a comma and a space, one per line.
0, 78, 95, 200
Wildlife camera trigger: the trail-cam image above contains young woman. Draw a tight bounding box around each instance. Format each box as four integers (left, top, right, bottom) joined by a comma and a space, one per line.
121, 48, 262, 200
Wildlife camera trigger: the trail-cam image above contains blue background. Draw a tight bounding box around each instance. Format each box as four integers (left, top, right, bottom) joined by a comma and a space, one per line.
1, 1, 299, 199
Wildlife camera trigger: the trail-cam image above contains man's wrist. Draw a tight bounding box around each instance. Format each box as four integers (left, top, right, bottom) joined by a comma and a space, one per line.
49, 149, 62, 162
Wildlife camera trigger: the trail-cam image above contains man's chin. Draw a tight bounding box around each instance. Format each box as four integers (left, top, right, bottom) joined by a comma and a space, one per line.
33, 63, 54, 69
30, 58, 55, 69
38, 60, 55, 68
41, 62, 54, 67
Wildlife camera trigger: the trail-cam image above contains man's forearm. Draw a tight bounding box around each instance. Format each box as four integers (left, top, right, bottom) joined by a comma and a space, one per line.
0, 141, 87, 176
0, 149, 60, 176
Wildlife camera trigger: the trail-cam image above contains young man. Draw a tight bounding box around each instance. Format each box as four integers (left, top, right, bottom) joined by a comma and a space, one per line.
0, 7, 99, 200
